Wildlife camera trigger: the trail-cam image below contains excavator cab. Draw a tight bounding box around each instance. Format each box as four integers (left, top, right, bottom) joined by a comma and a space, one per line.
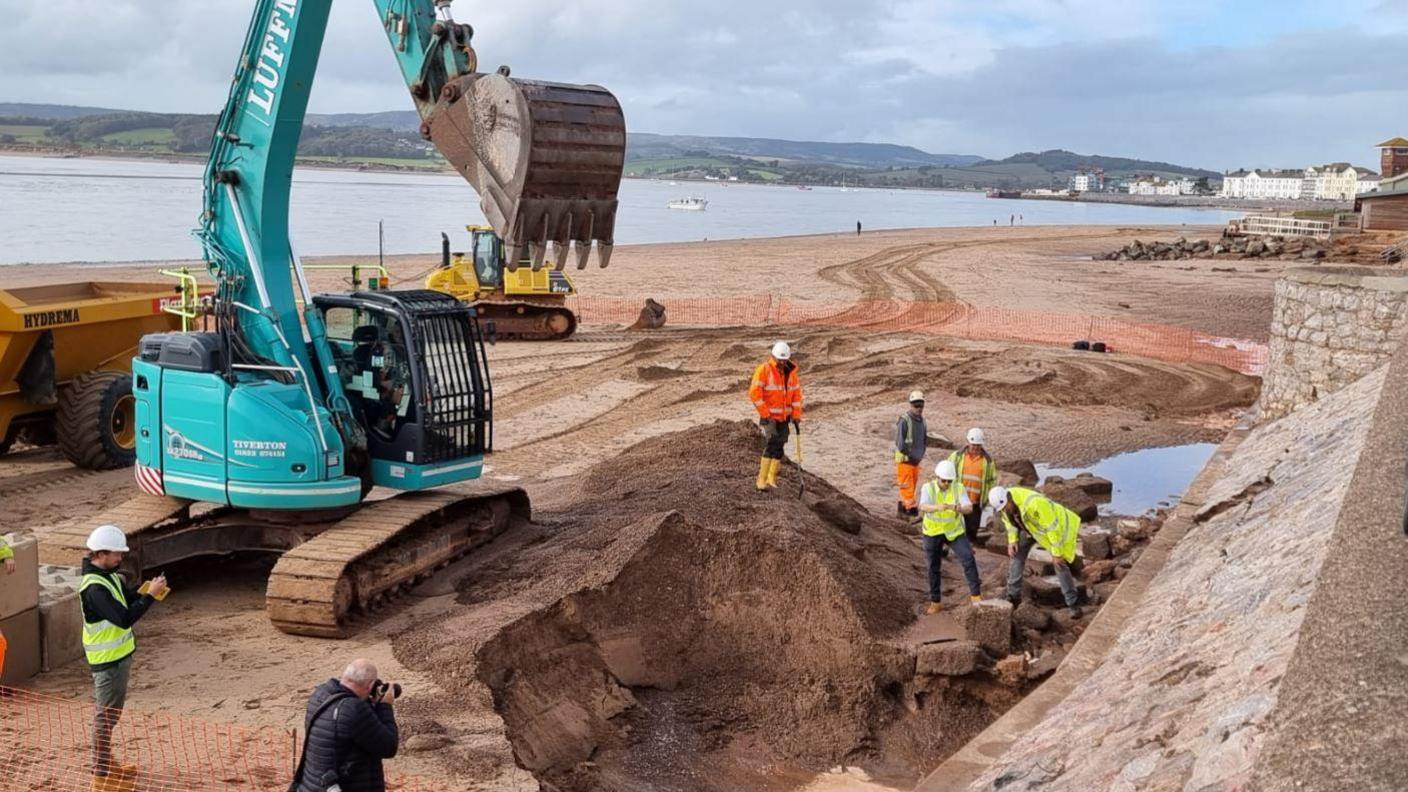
315, 290, 493, 490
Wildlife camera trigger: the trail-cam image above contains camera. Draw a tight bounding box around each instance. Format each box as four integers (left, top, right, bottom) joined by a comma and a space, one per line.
368, 679, 402, 704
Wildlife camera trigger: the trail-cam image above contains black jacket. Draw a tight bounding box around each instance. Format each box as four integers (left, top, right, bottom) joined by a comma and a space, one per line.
297, 679, 399, 792
79, 559, 154, 671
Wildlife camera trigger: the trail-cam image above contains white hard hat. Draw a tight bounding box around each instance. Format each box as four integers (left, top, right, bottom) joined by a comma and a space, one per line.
86, 524, 130, 553
988, 486, 1009, 510
908, 390, 925, 403
771, 341, 791, 360
936, 459, 957, 481
967, 427, 987, 446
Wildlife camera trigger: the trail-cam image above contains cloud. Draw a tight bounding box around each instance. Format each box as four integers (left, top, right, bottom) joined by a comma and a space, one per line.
0, 1, 1400, 168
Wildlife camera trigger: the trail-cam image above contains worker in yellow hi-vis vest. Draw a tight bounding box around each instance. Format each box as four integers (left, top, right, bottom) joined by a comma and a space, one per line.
991, 486, 1084, 619
80, 525, 168, 791
918, 459, 983, 614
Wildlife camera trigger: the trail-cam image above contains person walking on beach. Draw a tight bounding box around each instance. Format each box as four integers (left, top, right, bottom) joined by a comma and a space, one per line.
894, 391, 927, 518
748, 341, 803, 491
856, 220, 862, 236
919, 460, 982, 613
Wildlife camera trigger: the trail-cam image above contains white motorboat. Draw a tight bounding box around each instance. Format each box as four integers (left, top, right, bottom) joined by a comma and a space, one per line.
668, 197, 708, 211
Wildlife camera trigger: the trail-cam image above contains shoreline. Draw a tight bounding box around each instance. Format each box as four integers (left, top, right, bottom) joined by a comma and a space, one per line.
1012, 190, 1353, 214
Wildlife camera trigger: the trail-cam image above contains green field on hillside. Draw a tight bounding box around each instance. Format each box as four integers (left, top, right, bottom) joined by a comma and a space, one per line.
0, 123, 50, 142
100, 127, 175, 146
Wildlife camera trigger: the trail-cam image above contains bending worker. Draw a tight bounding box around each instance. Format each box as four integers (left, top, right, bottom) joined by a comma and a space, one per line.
918, 460, 983, 614
81, 525, 168, 790
748, 340, 803, 491
894, 391, 927, 518
990, 486, 1083, 619
947, 428, 998, 544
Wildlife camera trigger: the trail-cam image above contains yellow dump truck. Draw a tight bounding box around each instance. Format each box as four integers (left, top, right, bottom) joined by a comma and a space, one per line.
0, 281, 188, 468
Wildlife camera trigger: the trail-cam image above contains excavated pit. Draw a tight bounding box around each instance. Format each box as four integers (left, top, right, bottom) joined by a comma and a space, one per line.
465, 421, 1027, 790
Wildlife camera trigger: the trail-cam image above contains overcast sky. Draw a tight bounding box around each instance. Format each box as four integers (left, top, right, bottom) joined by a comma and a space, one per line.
3, 0, 1405, 170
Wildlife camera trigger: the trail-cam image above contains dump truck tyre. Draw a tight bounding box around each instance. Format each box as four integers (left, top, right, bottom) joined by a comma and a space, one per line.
57, 371, 137, 470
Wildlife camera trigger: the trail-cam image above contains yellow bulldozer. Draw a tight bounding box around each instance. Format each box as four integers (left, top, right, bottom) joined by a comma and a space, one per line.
426, 225, 579, 340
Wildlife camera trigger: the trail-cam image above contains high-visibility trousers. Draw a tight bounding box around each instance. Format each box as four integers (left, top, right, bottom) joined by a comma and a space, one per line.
896, 461, 919, 509
0, 628, 7, 680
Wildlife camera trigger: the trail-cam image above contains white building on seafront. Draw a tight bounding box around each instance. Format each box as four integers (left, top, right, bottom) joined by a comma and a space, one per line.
1302, 163, 1379, 201
1221, 169, 1305, 200
1222, 164, 1379, 201
1127, 175, 1193, 196
1069, 168, 1104, 192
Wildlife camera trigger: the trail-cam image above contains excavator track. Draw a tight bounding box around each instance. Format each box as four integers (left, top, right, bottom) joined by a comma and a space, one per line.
476, 298, 578, 341
266, 485, 528, 637
38, 486, 528, 638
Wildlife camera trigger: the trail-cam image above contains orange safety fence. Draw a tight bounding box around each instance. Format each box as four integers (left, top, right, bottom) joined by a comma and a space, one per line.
0, 685, 449, 792
565, 296, 1269, 376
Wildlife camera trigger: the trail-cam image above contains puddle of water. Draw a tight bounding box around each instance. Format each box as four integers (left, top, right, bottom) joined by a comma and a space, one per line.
1036, 443, 1217, 516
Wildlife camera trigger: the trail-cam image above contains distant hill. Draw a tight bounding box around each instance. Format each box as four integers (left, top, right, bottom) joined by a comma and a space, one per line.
306, 110, 422, 131
627, 133, 981, 169
0, 102, 122, 120
975, 149, 1219, 180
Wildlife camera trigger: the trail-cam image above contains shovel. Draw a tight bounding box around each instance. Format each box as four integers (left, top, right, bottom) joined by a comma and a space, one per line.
793, 423, 805, 497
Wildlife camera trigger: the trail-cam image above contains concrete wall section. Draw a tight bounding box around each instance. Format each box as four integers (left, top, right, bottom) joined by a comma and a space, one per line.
947, 364, 1386, 790
1257, 267, 1408, 422
1247, 328, 1408, 790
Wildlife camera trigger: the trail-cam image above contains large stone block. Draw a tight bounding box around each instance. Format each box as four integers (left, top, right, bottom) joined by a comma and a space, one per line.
39, 587, 84, 673
1071, 472, 1113, 497
960, 600, 1012, 655
1080, 526, 1112, 560
0, 607, 41, 685
1040, 481, 1099, 522
996, 459, 1038, 487
916, 640, 985, 676
0, 533, 40, 620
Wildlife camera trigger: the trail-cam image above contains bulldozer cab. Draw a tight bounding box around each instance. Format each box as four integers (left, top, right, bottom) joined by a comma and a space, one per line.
471, 229, 505, 289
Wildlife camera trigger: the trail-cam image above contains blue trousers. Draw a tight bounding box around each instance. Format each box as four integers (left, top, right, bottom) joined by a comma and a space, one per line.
923, 533, 981, 602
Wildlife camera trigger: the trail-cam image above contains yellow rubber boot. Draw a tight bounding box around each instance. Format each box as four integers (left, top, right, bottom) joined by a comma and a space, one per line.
970, 595, 983, 604
765, 458, 781, 489
925, 602, 942, 615
756, 457, 771, 491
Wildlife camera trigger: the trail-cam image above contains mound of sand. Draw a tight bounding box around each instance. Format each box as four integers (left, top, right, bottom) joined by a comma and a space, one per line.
428, 421, 1014, 790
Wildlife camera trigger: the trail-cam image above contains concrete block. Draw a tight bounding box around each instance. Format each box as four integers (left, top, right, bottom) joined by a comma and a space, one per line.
1, 607, 41, 685
0, 533, 40, 620
916, 640, 985, 676
39, 587, 84, 673
960, 600, 1012, 655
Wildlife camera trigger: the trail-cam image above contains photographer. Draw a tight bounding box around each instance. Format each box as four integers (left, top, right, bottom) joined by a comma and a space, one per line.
293, 659, 400, 792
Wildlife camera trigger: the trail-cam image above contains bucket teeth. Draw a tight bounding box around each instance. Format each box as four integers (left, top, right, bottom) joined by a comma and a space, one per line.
529, 241, 548, 272
597, 243, 614, 269
550, 240, 570, 272
504, 243, 524, 273
573, 242, 592, 270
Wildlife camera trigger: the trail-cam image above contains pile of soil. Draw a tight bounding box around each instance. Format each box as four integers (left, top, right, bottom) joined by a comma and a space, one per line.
407, 421, 1017, 790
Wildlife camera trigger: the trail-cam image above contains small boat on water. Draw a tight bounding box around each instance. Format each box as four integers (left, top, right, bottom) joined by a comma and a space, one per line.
796, 185, 813, 191
986, 189, 1021, 199
668, 197, 708, 211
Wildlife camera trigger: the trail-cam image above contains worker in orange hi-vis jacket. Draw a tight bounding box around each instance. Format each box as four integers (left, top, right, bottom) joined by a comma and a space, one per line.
748, 341, 803, 491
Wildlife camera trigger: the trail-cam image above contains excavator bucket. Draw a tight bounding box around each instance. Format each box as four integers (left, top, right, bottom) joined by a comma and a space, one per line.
426, 71, 626, 272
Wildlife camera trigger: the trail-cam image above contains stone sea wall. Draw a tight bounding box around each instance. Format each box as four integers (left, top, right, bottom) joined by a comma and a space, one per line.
1257, 266, 1408, 422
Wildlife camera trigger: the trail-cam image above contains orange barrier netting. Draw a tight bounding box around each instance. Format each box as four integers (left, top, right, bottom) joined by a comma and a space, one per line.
566, 296, 1268, 376
0, 686, 449, 792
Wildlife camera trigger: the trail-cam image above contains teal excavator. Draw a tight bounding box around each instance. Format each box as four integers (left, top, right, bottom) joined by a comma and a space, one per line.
55, 0, 624, 637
